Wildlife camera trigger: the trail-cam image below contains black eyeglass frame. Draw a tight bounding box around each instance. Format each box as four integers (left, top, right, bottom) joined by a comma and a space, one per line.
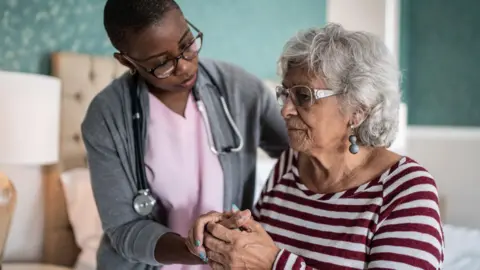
121, 20, 203, 79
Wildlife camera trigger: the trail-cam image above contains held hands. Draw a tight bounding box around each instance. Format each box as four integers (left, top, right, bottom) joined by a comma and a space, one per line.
185, 205, 280, 269
185, 205, 251, 262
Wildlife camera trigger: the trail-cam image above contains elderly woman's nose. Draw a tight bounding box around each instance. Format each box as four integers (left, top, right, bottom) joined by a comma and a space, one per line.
281, 98, 297, 119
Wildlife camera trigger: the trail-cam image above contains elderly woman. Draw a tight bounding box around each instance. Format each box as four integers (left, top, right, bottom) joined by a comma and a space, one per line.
186, 23, 444, 270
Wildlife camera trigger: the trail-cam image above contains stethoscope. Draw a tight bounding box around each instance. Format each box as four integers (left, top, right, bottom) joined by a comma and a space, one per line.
129, 74, 244, 216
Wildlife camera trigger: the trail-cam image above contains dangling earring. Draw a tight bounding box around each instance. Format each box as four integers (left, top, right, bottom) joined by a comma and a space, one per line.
348, 125, 359, 154
129, 69, 137, 75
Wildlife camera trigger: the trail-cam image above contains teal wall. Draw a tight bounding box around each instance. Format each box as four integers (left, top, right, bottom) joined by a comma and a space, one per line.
400, 0, 480, 126
177, 0, 326, 80
0, 0, 326, 80
0, 0, 111, 75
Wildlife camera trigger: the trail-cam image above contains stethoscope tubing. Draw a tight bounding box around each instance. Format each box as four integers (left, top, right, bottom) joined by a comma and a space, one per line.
195, 97, 244, 155
130, 78, 244, 216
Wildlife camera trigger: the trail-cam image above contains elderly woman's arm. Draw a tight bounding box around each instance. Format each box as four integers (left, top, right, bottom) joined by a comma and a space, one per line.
366, 176, 444, 269
266, 178, 444, 270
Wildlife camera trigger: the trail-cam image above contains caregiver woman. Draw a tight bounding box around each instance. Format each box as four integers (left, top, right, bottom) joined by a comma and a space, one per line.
80, 0, 288, 269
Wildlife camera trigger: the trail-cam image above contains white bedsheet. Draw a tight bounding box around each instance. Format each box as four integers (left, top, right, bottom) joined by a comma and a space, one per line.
443, 224, 480, 269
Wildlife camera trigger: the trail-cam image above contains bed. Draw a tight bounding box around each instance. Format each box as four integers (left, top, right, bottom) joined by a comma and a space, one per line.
42, 52, 480, 270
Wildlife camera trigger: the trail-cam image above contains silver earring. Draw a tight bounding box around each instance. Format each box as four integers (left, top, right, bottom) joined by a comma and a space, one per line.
129, 69, 137, 75
348, 125, 359, 154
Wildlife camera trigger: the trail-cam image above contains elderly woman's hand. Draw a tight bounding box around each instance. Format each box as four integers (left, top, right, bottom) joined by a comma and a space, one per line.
185, 208, 252, 262
204, 219, 280, 269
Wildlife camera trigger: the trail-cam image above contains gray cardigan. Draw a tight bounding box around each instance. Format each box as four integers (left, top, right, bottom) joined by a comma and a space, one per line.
81, 58, 289, 269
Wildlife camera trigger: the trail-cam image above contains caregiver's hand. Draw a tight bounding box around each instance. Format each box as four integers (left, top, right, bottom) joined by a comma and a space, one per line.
185, 207, 252, 262
205, 219, 280, 269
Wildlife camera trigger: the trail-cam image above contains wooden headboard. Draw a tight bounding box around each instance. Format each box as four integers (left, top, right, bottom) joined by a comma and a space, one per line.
42, 52, 127, 266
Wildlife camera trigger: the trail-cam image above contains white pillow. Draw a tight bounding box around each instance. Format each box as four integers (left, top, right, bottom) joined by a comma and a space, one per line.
61, 168, 102, 270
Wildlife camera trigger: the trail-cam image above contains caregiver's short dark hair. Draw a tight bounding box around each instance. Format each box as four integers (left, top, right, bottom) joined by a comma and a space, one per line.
103, 0, 180, 50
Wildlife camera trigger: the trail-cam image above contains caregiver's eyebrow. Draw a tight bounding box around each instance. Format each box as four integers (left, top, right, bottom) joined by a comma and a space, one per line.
140, 28, 190, 61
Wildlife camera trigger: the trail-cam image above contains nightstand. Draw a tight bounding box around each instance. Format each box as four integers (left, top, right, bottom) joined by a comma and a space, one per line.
2, 263, 71, 270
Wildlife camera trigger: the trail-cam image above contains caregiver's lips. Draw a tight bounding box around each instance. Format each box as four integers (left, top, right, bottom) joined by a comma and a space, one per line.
179, 73, 197, 88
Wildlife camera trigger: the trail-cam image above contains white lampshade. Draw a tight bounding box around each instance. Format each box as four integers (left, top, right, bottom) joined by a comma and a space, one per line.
0, 70, 61, 165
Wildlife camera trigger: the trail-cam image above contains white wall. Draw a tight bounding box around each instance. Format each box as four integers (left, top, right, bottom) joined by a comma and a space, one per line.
327, 0, 387, 40
406, 127, 480, 229
326, 0, 400, 63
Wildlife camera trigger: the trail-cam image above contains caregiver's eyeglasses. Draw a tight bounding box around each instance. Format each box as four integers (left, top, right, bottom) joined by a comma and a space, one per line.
122, 20, 203, 79
276, 85, 337, 108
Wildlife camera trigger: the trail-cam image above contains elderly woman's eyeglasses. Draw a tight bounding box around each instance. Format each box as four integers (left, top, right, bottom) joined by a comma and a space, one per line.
276, 85, 336, 108
122, 20, 203, 79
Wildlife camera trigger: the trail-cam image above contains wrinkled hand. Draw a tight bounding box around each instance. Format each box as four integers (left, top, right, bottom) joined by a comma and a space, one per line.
204, 218, 280, 269
185, 206, 252, 263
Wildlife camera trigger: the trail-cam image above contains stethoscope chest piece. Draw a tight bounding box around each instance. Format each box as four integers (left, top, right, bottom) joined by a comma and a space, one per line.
133, 189, 156, 216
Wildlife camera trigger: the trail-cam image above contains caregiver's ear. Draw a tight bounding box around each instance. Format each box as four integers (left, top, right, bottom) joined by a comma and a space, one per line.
113, 52, 135, 70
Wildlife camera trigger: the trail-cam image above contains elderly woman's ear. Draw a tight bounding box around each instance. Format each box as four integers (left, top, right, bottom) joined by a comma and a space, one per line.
349, 110, 367, 128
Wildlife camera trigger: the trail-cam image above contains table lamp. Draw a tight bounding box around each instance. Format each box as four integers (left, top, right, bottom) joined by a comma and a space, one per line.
0, 70, 61, 267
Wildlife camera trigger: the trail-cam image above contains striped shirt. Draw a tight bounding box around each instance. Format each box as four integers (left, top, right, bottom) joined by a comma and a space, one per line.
253, 149, 444, 270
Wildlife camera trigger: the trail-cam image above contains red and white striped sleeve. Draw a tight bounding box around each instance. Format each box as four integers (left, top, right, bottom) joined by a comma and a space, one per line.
252, 149, 293, 221
367, 163, 444, 269
272, 249, 316, 270
270, 160, 444, 270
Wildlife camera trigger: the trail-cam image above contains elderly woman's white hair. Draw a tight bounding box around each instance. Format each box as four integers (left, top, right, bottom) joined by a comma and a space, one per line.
278, 23, 402, 148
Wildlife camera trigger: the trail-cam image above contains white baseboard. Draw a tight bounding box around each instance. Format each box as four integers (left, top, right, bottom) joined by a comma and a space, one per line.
408, 125, 480, 140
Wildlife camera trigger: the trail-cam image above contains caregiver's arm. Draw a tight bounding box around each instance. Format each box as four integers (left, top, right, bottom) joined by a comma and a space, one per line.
155, 233, 201, 264
81, 96, 202, 266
